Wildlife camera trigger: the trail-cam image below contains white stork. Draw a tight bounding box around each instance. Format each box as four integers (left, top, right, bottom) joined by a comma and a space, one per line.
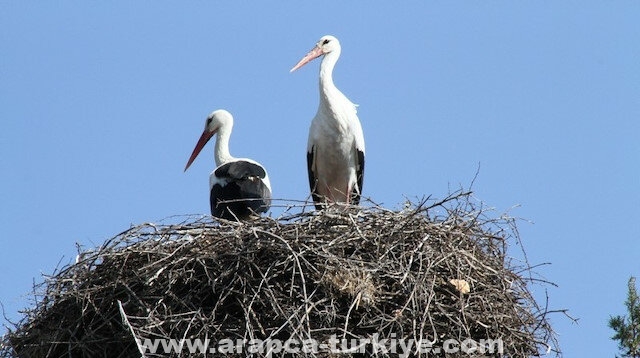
184, 109, 272, 220
290, 35, 365, 209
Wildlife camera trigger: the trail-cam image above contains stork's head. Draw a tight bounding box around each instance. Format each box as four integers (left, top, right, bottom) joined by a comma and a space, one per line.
290, 35, 341, 72
203, 109, 233, 133
184, 109, 234, 171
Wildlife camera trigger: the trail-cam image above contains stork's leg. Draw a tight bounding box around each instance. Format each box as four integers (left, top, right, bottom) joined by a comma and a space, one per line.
328, 184, 335, 203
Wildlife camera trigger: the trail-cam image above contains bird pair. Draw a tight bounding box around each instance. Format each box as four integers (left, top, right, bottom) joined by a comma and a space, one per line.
184, 35, 366, 221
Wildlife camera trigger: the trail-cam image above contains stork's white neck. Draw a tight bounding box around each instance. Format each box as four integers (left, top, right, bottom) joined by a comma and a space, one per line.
318, 49, 341, 100
214, 125, 234, 166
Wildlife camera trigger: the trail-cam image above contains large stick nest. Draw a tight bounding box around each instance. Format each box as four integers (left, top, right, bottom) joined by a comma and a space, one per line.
2, 192, 559, 357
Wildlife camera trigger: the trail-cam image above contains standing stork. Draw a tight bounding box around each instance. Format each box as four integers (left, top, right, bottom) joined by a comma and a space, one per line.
290, 35, 365, 209
184, 109, 272, 220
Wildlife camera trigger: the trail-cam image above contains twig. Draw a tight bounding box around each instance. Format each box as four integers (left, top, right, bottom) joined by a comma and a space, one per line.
117, 300, 145, 358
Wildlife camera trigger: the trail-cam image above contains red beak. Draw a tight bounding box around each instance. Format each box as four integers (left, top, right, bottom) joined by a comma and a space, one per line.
290, 46, 324, 72
184, 129, 215, 171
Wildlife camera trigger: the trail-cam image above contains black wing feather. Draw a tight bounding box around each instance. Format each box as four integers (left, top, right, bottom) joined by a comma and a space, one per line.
215, 161, 266, 180
210, 160, 270, 220
307, 147, 323, 209
351, 149, 365, 205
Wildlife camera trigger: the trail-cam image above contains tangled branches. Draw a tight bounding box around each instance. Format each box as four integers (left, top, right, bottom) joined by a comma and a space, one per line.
2, 192, 559, 357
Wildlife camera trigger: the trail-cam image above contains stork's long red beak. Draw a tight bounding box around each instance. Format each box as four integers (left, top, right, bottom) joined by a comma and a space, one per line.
290, 46, 324, 72
184, 129, 215, 171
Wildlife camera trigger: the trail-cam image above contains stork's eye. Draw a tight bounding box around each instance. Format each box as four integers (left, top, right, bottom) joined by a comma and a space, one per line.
206, 117, 213, 125
322, 39, 330, 45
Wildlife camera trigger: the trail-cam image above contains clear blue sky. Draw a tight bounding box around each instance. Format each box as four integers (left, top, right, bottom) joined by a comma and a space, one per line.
1, 2, 639, 356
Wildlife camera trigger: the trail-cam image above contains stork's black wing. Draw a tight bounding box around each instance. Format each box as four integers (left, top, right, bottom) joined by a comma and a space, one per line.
307, 146, 324, 209
210, 160, 271, 220
214, 160, 267, 180
351, 148, 365, 205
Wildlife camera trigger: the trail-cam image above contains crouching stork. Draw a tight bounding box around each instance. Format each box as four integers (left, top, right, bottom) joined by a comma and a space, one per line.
184, 109, 271, 220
